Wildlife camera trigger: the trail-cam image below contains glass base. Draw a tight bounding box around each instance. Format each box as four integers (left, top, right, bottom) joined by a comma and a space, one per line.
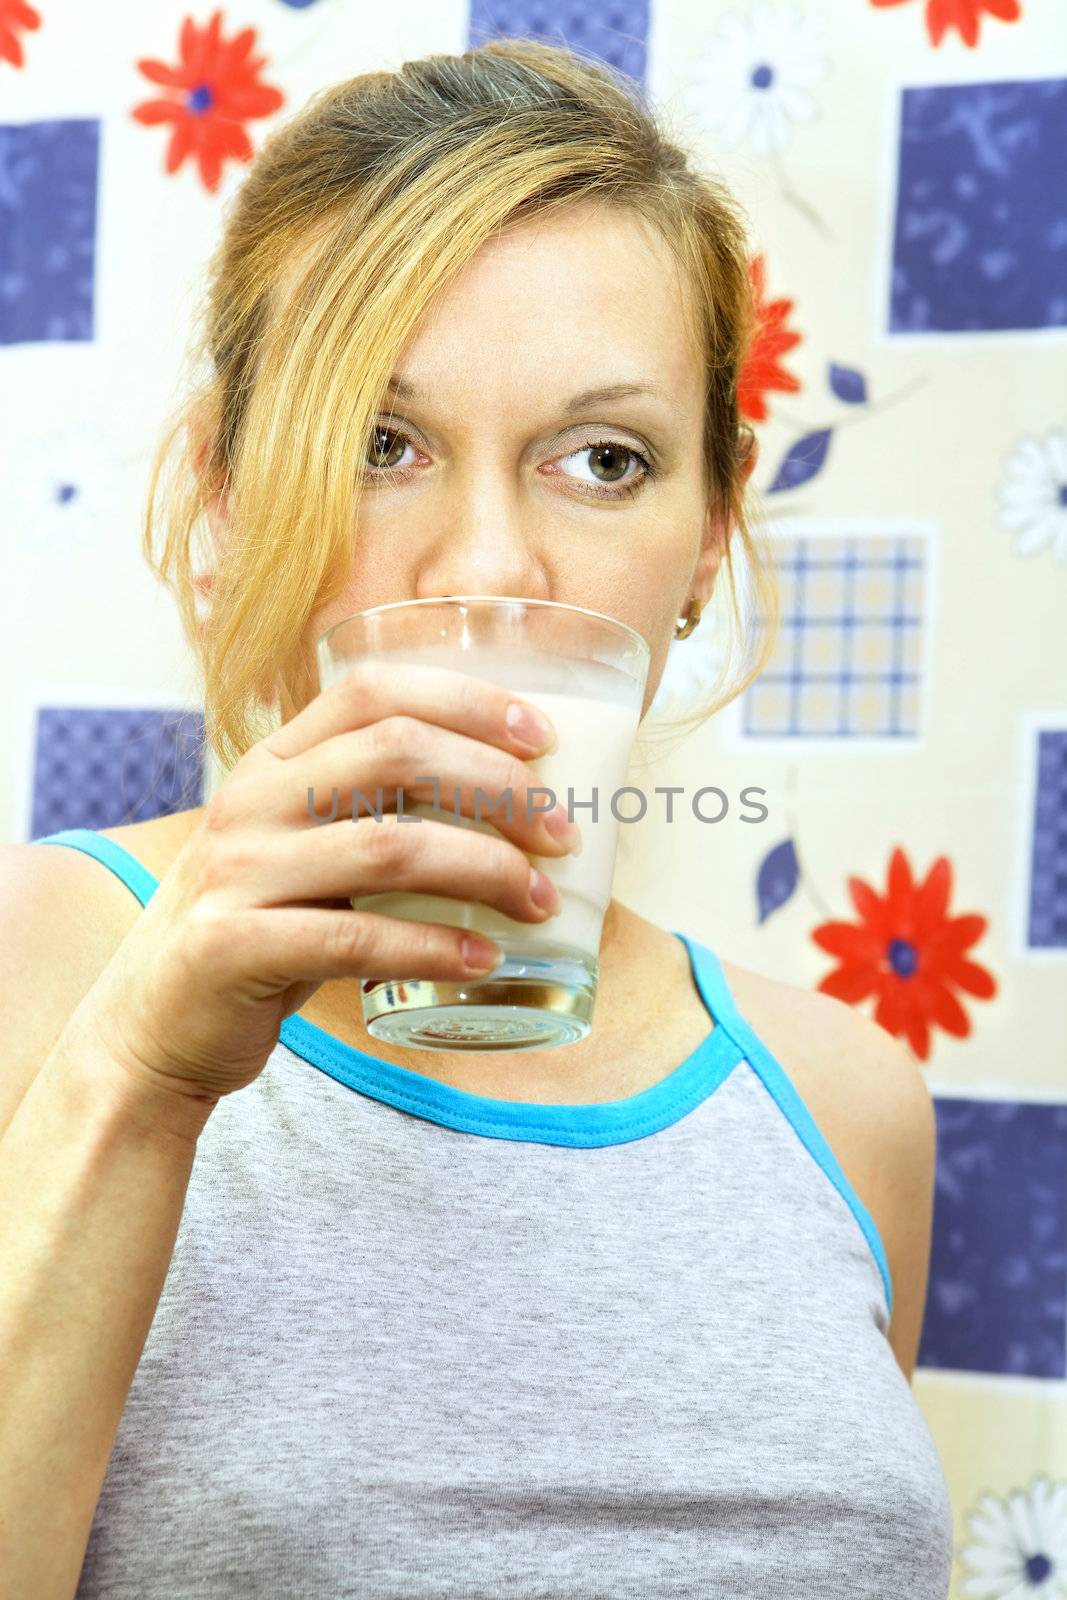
360, 946, 598, 1051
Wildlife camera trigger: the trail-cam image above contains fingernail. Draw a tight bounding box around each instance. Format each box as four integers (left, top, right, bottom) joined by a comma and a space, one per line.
462, 936, 505, 973
544, 807, 582, 855
505, 701, 557, 754
529, 867, 560, 912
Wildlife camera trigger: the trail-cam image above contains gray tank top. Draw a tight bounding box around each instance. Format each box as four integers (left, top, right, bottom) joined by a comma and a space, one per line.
36, 828, 954, 1599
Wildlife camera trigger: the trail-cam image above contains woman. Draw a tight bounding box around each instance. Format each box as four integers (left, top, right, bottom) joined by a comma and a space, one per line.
1, 37, 953, 1599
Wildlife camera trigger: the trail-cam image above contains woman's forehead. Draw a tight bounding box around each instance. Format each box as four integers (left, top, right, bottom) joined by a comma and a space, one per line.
395, 209, 701, 404
265, 199, 702, 411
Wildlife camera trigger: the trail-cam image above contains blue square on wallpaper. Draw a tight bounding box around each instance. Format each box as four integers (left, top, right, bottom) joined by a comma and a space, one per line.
1028, 727, 1067, 948
889, 79, 1067, 333
468, 1, 649, 87
0, 119, 100, 345
29, 707, 206, 838
918, 1097, 1067, 1379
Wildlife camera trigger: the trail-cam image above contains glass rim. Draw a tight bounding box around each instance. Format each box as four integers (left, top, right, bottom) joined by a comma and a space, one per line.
316, 593, 650, 661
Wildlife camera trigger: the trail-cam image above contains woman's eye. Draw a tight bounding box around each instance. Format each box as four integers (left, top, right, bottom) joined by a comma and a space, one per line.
558, 441, 651, 496
366, 425, 415, 472
364, 426, 653, 500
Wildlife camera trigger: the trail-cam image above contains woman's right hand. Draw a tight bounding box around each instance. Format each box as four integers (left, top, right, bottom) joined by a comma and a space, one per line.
76, 660, 584, 1118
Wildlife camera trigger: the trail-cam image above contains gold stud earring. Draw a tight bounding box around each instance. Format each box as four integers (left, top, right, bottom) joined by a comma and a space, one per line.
674, 594, 703, 640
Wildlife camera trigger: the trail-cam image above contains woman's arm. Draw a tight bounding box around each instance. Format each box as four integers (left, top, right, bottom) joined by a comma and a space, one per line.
857, 1032, 938, 1385
0, 858, 215, 1600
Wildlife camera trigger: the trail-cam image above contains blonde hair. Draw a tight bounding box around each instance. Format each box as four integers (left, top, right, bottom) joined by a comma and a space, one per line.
144, 36, 779, 774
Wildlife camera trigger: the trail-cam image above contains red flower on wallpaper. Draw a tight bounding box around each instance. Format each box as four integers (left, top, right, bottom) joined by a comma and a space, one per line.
869, 0, 1022, 49
133, 10, 284, 194
811, 847, 997, 1061
738, 254, 803, 425
0, 0, 40, 69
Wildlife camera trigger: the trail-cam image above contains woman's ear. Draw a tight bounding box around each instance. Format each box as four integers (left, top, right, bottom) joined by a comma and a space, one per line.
738, 423, 759, 482
692, 505, 729, 609
190, 401, 231, 560
194, 477, 227, 636
195, 483, 229, 627
691, 427, 760, 610
204, 483, 231, 555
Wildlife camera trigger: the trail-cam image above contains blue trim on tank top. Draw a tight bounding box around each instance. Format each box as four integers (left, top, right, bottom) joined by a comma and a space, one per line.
32, 826, 894, 1317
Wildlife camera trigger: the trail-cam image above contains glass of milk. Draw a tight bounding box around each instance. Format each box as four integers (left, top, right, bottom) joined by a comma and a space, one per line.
315, 596, 650, 1052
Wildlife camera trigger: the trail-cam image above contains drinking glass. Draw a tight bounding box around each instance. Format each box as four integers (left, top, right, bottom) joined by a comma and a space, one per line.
315, 596, 650, 1051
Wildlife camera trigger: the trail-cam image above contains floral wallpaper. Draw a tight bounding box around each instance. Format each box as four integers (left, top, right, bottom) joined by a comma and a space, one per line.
2, 1, 1065, 1594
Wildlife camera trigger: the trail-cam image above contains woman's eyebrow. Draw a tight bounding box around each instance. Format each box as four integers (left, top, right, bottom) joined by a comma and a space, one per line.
560, 382, 671, 413
383, 375, 671, 414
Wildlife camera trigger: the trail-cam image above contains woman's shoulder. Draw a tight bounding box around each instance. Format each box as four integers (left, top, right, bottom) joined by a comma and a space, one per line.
712, 945, 933, 1198
21, 808, 204, 886
2, 813, 178, 980
623, 904, 930, 1147
712, 944, 936, 1381
11, 809, 204, 938
627, 904, 917, 1096
719, 951, 916, 1097
0, 812, 207, 1138
96, 807, 207, 881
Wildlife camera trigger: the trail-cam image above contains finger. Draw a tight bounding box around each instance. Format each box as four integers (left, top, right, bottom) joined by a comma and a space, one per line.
205, 816, 562, 927
227, 905, 508, 982
255, 659, 559, 764
262, 716, 582, 859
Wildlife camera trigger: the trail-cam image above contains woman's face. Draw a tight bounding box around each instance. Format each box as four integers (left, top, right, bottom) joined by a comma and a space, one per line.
307, 199, 739, 717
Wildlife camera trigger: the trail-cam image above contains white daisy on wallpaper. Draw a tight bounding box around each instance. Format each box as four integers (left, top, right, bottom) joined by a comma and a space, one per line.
996, 427, 1067, 563
8, 421, 128, 556
682, 2, 830, 158
958, 1472, 1067, 1597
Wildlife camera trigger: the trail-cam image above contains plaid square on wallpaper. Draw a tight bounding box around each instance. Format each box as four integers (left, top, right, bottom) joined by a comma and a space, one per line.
890, 78, 1067, 334
741, 531, 927, 740
467, 0, 650, 83
0, 119, 99, 345
29, 706, 206, 839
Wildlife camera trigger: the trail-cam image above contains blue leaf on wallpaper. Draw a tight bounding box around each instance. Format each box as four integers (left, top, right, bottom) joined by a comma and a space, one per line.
767, 430, 832, 494
829, 363, 867, 404
756, 839, 799, 922
890, 78, 1067, 333
276, 0, 323, 6
468, 0, 650, 85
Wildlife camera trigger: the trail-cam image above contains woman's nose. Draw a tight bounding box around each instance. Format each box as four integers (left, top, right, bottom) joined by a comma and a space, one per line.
415, 519, 550, 604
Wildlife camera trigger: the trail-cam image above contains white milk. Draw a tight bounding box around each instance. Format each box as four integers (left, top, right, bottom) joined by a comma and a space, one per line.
320, 642, 643, 963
